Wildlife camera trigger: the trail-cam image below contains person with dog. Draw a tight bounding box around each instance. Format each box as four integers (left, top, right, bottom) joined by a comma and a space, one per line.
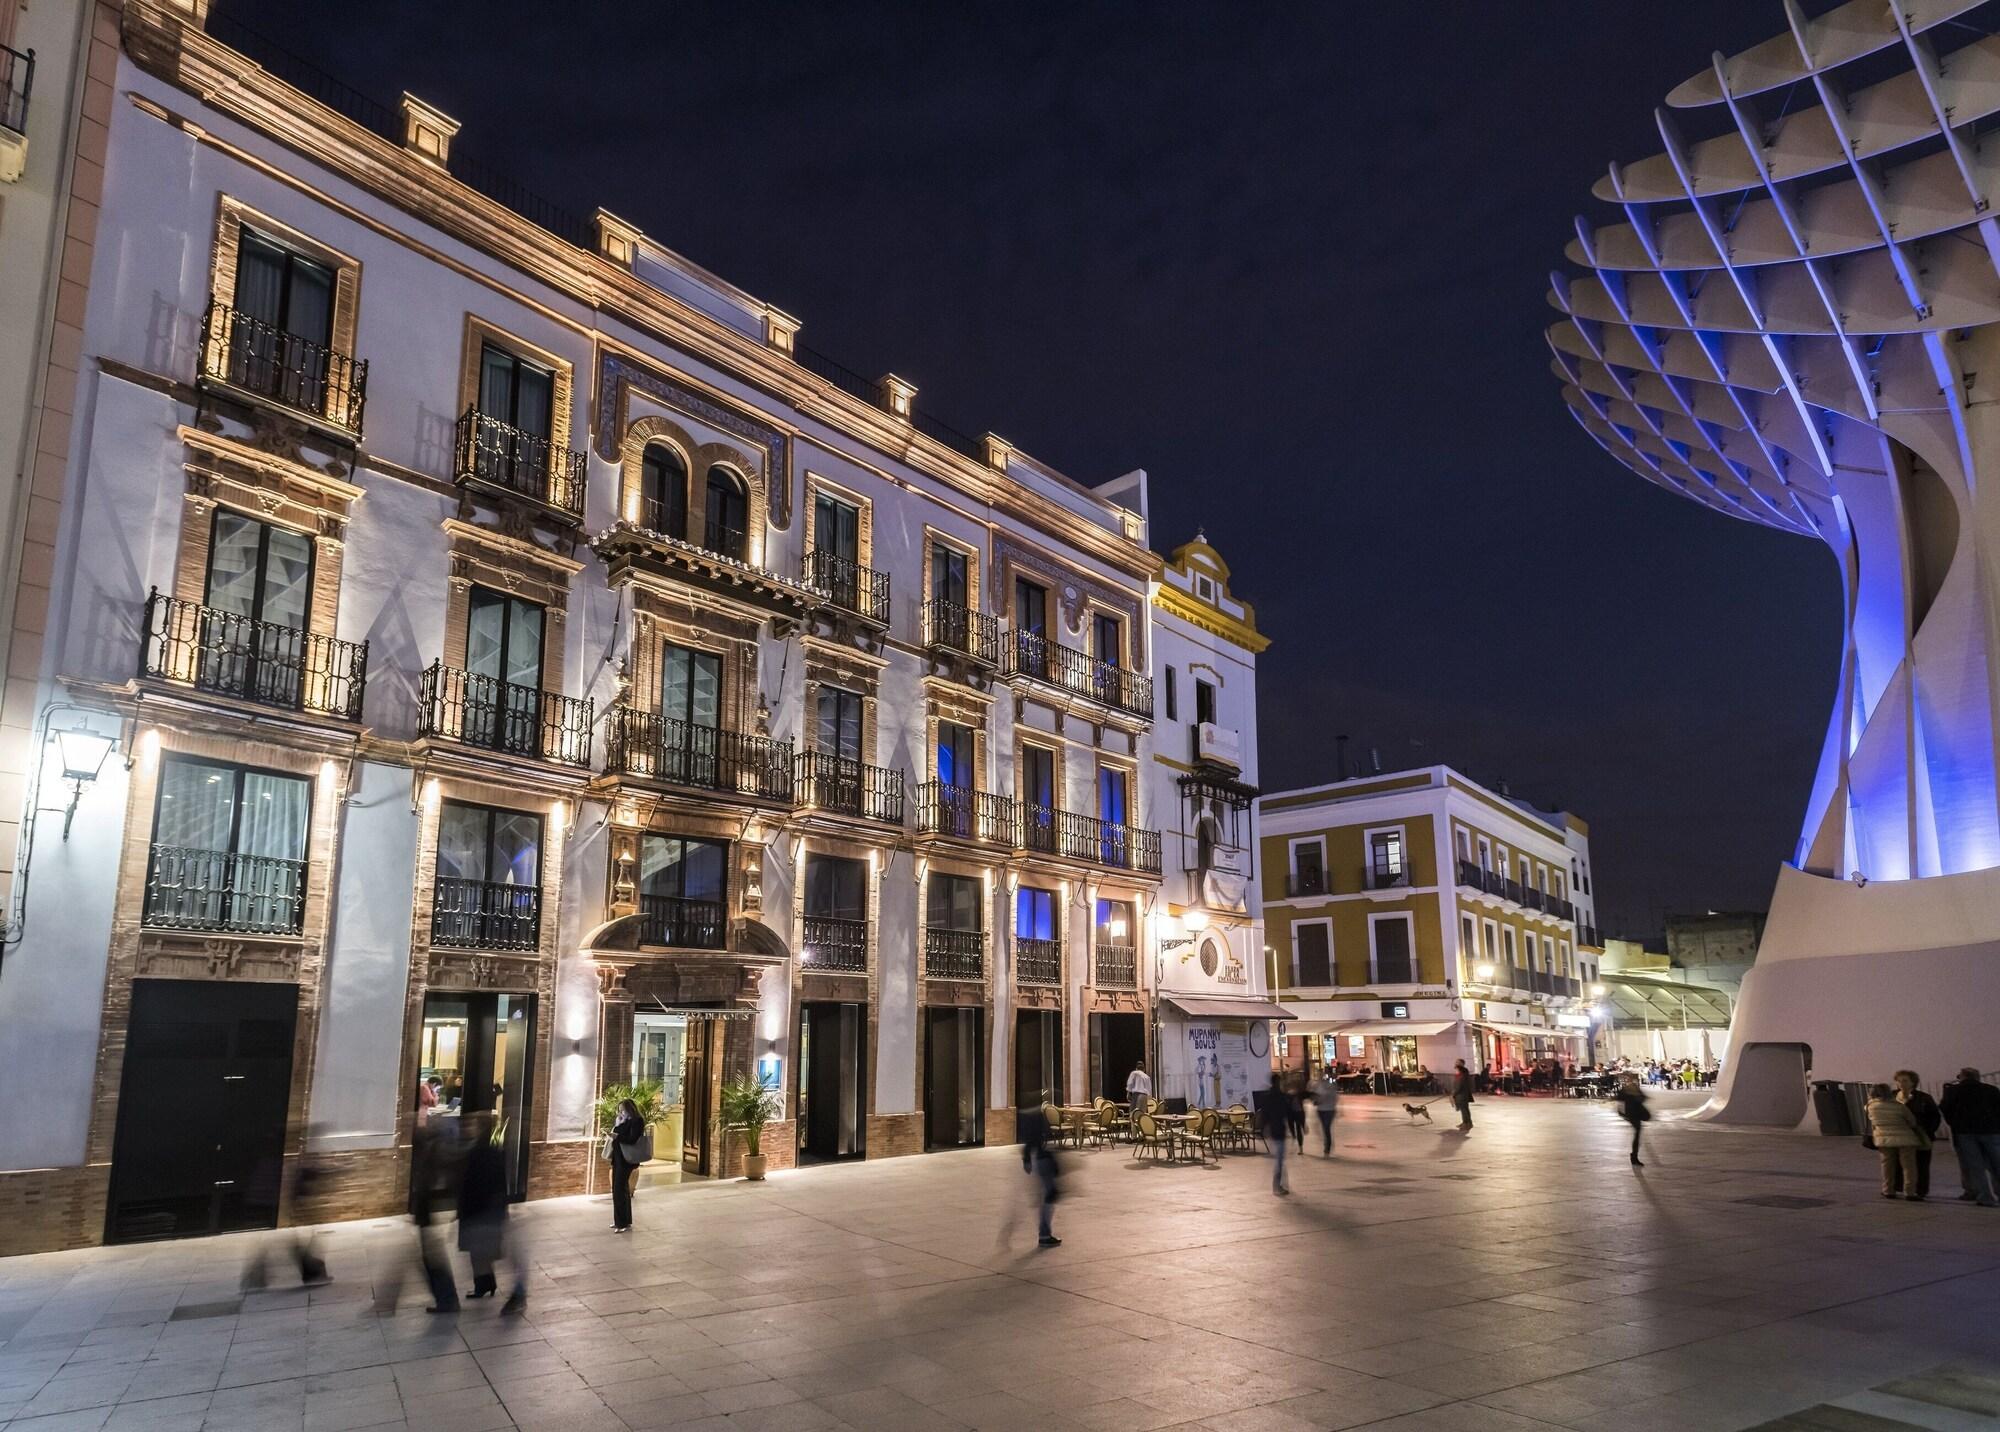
1311, 1063, 1341, 1156
1614, 1072, 1650, 1166
1450, 1059, 1474, 1132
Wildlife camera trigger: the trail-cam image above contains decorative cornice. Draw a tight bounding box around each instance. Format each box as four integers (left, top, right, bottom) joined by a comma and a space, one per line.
1154, 582, 1270, 654
596, 350, 792, 529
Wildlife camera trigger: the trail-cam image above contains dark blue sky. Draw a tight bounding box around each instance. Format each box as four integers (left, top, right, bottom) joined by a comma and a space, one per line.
216, 2, 1834, 935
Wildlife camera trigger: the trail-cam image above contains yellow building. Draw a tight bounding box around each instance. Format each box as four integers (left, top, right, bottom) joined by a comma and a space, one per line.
1257, 766, 1603, 1075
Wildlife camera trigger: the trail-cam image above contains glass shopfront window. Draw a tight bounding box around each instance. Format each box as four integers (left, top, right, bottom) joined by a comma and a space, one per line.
1383, 1035, 1420, 1074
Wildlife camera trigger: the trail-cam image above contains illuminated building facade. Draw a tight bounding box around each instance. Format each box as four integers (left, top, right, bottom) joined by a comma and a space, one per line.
1551, 3, 2000, 1119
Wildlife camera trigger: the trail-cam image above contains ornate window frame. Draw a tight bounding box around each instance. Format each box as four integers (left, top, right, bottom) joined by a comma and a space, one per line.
457, 314, 575, 457
205, 195, 362, 380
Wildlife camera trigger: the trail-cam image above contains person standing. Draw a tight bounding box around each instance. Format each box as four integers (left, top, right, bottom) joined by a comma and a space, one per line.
1939, 1067, 2000, 1207
1311, 1063, 1341, 1157
457, 1112, 525, 1314
1865, 1082, 1930, 1200
1018, 1102, 1063, 1248
1892, 1070, 1943, 1201
1450, 1059, 1475, 1132
607, 1097, 645, 1233
1124, 1059, 1153, 1115
1613, 1072, 1651, 1167
1260, 1073, 1291, 1195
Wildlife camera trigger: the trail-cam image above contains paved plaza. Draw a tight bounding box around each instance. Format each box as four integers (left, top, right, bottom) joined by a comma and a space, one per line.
2, 1094, 1998, 1432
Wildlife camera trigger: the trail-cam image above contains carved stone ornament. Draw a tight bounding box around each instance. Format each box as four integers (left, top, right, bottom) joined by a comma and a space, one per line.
595, 352, 793, 528
136, 933, 304, 983
429, 952, 537, 991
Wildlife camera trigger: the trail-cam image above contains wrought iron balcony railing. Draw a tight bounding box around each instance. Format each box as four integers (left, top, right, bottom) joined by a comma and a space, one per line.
796, 751, 905, 825
1577, 923, 1603, 950
2, 43, 32, 137
199, 300, 368, 435
143, 845, 306, 936
418, 661, 593, 768
805, 549, 890, 624
1005, 630, 1154, 719
141, 590, 368, 721
1012, 803, 1161, 874
431, 877, 540, 951
922, 600, 1000, 665
1015, 936, 1061, 986
801, 914, 867, 972
454, 407, 587, 521
1287, 868, 1329, 897
1478, 961, 1522, 993
1094, 941, 1137, 989
1366, 861, 1412, 891
916, 782, 1015, 843
605, 708, 794, 802
638, 893, 726, 950
924, 927, 984, 982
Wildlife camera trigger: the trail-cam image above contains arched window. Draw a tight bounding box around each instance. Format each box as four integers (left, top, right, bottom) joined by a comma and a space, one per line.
704, 467, 748, 560
640, 443, 687, 537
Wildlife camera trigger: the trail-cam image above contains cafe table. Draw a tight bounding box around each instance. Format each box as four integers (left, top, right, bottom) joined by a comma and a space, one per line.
1147, 1111, 1209, 1163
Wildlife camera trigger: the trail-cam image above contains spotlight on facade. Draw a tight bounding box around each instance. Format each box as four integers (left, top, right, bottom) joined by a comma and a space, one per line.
53, 728, 116, 840
1475, 962, 1496, 981
1181, 908, 1207, 934
1589, 983, 1605, 997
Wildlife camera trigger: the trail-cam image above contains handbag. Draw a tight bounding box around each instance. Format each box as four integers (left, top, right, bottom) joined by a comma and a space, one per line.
599, 1133, 614, 1161
633, 1124, 655, 1163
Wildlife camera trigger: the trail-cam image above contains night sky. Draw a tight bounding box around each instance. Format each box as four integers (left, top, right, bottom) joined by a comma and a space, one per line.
213, 2, 1836, 937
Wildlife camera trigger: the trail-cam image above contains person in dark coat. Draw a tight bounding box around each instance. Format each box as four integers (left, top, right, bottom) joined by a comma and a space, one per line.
408, 1112, 461, 1314
1283, 1067, 1308, 1153
1017, 1103, 1063, 1247
457, 1112, 523, 1312
1260, 1073, 1292, 1195
608, 1098, 645, 1233
1940, 1067, 2000, 1206
1890, 1070, 1943, 1200
1613, 1072, 1651, 1167
1450, 1060, 1475, 1132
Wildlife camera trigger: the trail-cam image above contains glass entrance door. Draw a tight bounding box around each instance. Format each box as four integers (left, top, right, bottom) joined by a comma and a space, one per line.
799, 1002, 866, 1162
418, 992, 535, 1198
1014, 1009, 1063, 1133
923, 1007, 984, 1148
633, 1011, 687, 1163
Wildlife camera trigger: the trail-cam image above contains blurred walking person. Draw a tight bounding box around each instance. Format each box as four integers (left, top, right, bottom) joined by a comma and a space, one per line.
1940, 1067, 2000, 1207
1451, 1059, 1475, 1132
607, 1097, 645, 1233
1614, 1072, 1651, 1167
1311, 1063, 1341, 1157
240, 1147, 331, 1291
1865, 1082, 1930, 1201
1891, 1070, 1943, 1200
1283, 1067, 1308, 1152
1016, 1101, 1063, 1248
1261, 1073, 1292, 1195
457, 1112, 525, 1314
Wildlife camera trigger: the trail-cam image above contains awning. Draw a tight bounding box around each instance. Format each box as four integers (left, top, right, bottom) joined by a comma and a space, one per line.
1163, 995, 1296, 1021
1467, 1020, 1581, 1041
1328, 1020, 1455, 1037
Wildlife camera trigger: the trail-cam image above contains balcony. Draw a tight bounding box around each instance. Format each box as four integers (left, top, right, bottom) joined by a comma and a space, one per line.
1577, 923, 1603, 950
638, 893, 726, 950
1287, 868, 1329, 898
1015, 804, 1162, 874
1477, 962, 1522, 994
923, 600, 1000, 666
1094, 941, 1137, 989
198, 300, 368, 436
1193, 722, 1242, 772
916, 783, 1016, 844
795, 751, 905, 825
801, 915, 867, 973
805, 549, 890, 625
924, 927, 984, 982
1015, 936, 1061, 986
141, 590, 368, 721
431, 877, 540, 951
604, 708, 793, 803
1005, 631, 1153, 720
143, 846, 305, 936
454, 407, 587, 522
1365, 862, 1412, 892
418, 662, 593, 768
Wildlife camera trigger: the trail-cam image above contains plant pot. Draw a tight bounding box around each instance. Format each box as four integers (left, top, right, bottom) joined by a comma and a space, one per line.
743, 1152, 767, 1181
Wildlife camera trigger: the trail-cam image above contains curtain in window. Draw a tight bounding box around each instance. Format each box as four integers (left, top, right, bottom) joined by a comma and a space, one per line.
155, 759, 239, 851
815, 494, 858, 561
662, 645, 721, 729
804, 856, 865, 919
236, 772, 309, 862
284, 257, 333, 346
927, 874, 981, 931
232, 237, 287, 327
1098, 768, 1127, 825
479, 345, 515, 420
931, 545, 966, 605
435, 803, 489, 883
490, 812, 541, 887
816, 688, 862, 761
205, 512, 264, 619
514, 364, 553, 441
936, 722, 971, 789
1015, 887, 1055, 940
706, 470, 747, 555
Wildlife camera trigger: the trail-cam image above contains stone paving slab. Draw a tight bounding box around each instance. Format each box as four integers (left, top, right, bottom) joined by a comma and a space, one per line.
2, 1092, 1997, 1431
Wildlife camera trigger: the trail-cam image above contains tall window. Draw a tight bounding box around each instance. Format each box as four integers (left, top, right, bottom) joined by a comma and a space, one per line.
931, 542, 968, 607
229, 232, 335, 413
145, 756, 311, 934
1194, 678, 1217, 726
1292, 839, 1326, 895
639, 834, 727, 947
1369, 829, 1405, 887
803, 855, 866, 970
1091, 612, 1121, 668
1098, 765, 1130, 865
1294, 923, 1332, 986
640, 443, 687, 537
1196, 821, 1216, 875
1014, 576, 1048, 676
927, 873, 983, 932
1095, 898, 1135, 944
814, 491, 859, 561
201, 511, 314, 707
1164, 666, 1177, 720
1524, 931, 1540, 972
1371, 917, 1414, 983
704, 467, 749, 560
1461, 913, 1477, 962
1019, 744, 1056, 851
464, 587, 544, 755
478, 343, 554, 439
433, 800, 542, 949
1501, 925, 1518, 968
1016, 886, 1057, 940
936, 720, 973, 789
661, 644, 721, 730
815, 685, 863, 761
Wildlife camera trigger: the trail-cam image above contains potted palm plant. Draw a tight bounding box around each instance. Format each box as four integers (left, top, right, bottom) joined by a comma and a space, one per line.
594, 1080, 668, 1161
719, 1074, 782, 1180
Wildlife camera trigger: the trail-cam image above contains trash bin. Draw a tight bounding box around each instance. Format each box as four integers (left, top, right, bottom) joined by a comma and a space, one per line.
1841, 1081, 1871, 1136
1810, 1080, 1852, 1135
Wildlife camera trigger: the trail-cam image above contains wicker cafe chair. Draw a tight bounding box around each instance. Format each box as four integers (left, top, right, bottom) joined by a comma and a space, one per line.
1133, 1111, 1171, 1163
1227, 1104, 1264, 1154
1191, 1108, 1224, 1163
1041, 1101, 1072, 1148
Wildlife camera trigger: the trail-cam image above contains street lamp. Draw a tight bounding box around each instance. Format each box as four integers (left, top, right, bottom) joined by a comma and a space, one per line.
1475, 962, 1496, 981
54, 728, 115, 840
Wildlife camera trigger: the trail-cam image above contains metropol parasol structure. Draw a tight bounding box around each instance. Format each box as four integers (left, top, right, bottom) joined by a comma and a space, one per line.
1550, 1, 2000, 1120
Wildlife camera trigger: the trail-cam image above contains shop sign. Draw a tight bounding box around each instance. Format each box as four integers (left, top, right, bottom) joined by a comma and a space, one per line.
1555, 1013, 1593, 1029
1380, 1001, 1410, 1019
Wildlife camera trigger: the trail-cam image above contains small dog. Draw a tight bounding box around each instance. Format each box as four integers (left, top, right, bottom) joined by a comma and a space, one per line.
1403, 1102, 1434, 1123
